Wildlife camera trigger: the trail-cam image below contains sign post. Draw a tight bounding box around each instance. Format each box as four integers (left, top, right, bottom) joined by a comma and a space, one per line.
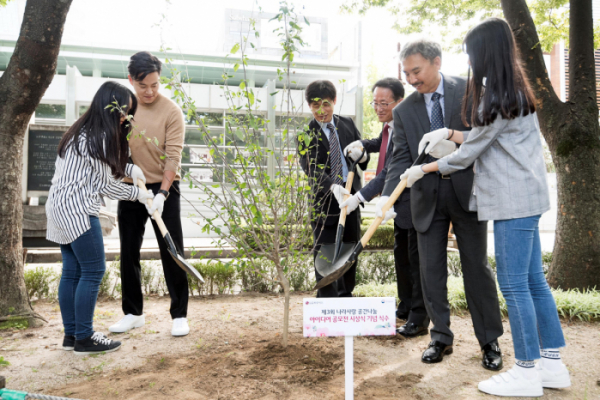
303, 297, 396, 400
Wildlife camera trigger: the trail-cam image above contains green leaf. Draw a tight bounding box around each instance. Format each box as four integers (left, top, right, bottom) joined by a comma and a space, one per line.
304, 16, 310, 26
248, 91, 255, 106
233, 63, 240, 72
230, 43, 240, 54
239, 81, 246, 90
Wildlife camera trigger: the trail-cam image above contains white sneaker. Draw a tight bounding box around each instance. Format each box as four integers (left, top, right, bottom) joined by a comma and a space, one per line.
108, 314, 145, 333
171, 318, 189, 337
535, 363, 571, 388
478, 367, 543, 397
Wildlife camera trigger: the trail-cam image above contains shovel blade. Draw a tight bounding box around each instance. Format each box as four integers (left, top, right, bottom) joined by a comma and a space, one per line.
315, 242, 355, 277
314, 242, 361, 290
163, 232, 205, 283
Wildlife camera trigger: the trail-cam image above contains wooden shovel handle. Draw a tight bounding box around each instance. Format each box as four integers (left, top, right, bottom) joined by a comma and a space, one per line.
137, 179, 169, 237
338, 170, 355, 226
360, 178, 408, 247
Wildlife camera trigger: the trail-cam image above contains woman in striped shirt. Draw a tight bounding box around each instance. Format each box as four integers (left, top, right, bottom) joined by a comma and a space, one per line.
46, 81, 153, 355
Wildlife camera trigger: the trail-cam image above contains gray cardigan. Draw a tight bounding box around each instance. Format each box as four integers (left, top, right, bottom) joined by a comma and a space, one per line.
437, 111, 550, 221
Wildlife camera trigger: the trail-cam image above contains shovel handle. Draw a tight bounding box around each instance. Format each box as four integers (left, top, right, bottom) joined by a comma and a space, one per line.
338, 170, 355, 226
137, 179, 169, 237
339, 147, 366, 226
360, 178, 408, 246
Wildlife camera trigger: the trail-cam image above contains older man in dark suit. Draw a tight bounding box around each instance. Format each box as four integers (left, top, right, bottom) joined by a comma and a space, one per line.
340, 77, 430, 338
298, 80, 369, 298
377, 40, 504, 371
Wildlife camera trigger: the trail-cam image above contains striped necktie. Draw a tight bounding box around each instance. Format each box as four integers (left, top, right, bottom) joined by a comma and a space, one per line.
327, 123, 343, 185
427, 92, 444, 162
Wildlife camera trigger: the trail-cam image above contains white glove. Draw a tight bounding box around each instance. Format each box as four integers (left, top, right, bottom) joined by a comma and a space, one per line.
428, 139, 457, 158
418, 128, 449, 155
339, 193, 361, 214
136, 190, 154, 205
146, 193, 166, 218
343, 140, 367, 163
330, 184, 350, 206
400, 165, 426, 188
130, 165, 146, 185
375, 195, 397, 224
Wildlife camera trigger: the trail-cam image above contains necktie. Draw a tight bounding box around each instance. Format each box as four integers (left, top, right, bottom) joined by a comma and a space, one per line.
376, 124, 390, 175
430, 92, 444, 130
427, 92, 444, 162
327, 123, 343, 185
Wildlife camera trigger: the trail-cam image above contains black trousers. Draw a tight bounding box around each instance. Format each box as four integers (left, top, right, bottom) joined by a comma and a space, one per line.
312, 208, 361, 298
417, 178, 503, 347
394, 223, 429, 327
117, 181, 188, 319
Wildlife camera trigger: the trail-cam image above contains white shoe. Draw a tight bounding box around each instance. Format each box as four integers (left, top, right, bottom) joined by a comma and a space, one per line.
108, 314, 145, 333
171, 318, 189, 337
535, 363, 571, 388
478, 367, 543, 397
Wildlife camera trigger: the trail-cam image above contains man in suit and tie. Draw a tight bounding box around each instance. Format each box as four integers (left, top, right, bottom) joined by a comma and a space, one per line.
377, 40, 504, 371
298, 80, 369, 298
340, 77, 430, 338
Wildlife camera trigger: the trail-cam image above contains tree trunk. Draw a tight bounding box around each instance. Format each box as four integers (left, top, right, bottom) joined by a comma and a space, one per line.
277, 266, 291, 347
502, 0, 600, 290
0, 0, 72, 325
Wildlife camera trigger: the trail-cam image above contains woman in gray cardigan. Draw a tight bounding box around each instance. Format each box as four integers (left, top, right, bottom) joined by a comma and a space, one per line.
400, 18, 569, 398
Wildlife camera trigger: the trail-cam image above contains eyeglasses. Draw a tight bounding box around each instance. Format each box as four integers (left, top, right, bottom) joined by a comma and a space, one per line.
370, 101, 396, 109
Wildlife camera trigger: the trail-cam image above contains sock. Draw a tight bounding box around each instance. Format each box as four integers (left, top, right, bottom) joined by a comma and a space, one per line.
514, 360, 537, 380
540, 348, 563, 372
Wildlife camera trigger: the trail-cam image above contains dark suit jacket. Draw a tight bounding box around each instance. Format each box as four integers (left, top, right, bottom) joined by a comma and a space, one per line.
382, 75, 474, 233
359, 125, 412, 229
299, 115, 369, 226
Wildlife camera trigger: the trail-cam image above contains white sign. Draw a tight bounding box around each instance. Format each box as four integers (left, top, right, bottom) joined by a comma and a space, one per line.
303, 297, 396, 337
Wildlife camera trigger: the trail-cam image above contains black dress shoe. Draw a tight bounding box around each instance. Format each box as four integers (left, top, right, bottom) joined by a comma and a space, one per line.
481, 340, 503, 371
397, 322, 428, 338
422, 341, 453, 364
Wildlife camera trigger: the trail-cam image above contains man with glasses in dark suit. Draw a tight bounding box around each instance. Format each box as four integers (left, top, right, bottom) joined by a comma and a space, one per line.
341, 77, 430, 338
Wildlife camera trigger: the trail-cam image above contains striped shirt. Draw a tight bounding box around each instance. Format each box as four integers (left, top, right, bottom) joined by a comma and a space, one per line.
46, 134, 140, 244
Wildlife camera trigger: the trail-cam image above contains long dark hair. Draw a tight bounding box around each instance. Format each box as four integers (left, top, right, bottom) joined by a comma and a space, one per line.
461, 18, 536, 127
58, 81, 137, 179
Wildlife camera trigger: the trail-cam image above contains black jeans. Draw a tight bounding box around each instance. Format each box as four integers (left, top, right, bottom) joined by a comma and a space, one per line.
117, 181, 188, 319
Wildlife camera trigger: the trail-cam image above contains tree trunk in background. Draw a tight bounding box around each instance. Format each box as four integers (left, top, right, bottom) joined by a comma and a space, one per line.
0, 0, 72, 326
502, 0, 600, 290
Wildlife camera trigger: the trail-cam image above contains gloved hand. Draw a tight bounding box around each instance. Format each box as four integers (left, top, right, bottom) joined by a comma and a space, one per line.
343, 140, 367, 163
340, 193, 362, 214
130, 165, 146, 185
400, 165, 426, 188
146, 193, 166, 219
375, 195, 397, 224
330, 184, 350, 206
428, 139, 457, 158
136, 190, 154, 205
418, 127, 449, 155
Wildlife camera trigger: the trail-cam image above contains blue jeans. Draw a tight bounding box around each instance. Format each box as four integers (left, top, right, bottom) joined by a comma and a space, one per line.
494, 215, 565, 361
58, 216, 106, 340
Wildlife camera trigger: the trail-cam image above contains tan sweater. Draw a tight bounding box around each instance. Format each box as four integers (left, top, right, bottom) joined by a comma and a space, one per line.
125, 93, 185, 184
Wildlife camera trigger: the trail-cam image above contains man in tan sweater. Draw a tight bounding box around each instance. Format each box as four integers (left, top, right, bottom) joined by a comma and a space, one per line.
109, 51, 189, 337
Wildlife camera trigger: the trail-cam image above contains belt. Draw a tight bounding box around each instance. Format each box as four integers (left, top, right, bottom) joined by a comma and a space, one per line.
440, 174, 451, 180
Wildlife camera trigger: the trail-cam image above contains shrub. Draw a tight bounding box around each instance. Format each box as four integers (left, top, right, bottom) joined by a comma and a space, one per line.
24, 266, 57, 300
191, 260, 238, 295
355, 251, 396, 286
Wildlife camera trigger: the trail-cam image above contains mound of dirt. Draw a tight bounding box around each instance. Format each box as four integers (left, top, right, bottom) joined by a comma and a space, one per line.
356, 372, 424, 399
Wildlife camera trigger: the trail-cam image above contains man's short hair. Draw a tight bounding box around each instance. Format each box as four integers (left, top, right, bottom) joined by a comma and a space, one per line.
399, 40, 442, 63
372, 78, 405, 101
128, 51, 162, 81
305, 80, 337, 104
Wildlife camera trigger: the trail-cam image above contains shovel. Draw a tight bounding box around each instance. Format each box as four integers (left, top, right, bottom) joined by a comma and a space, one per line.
315, 148, 366, 278
137, 179, 205, 283
314, 149, 429, 290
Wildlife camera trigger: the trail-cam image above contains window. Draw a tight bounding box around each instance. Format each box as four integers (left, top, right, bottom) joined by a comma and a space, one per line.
35, 104, 66, 120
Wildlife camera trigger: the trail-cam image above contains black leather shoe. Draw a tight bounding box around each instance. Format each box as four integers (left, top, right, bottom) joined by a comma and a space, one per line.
422, 341, 453, 364
397, 322, 428, 338
481, 340, 503, 371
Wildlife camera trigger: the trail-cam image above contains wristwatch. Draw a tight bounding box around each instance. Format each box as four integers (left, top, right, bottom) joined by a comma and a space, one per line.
157, 189, 170, 200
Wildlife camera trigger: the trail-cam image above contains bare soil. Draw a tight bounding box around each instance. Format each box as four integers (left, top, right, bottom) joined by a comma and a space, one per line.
1, 293, 598, 399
